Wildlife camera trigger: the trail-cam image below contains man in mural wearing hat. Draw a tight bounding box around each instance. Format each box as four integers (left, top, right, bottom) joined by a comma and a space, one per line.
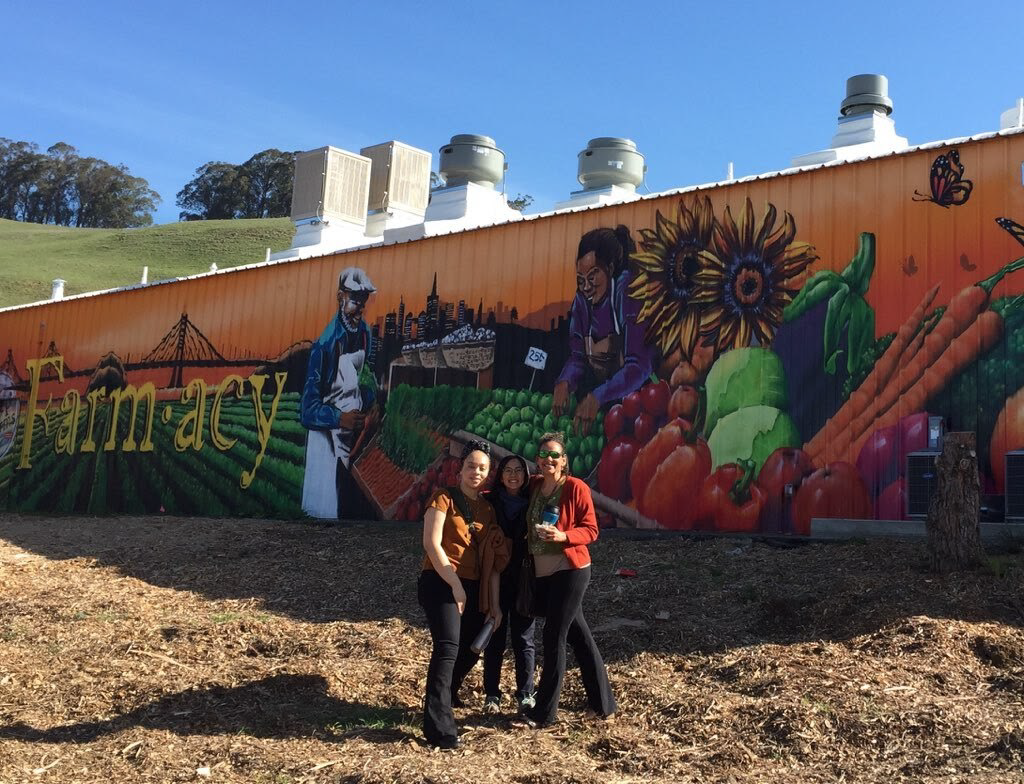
300, 266, 378, 520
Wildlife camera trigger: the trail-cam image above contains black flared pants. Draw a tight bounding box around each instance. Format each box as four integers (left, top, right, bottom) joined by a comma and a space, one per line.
417, 570, 486, 744
529, 566, 616, 725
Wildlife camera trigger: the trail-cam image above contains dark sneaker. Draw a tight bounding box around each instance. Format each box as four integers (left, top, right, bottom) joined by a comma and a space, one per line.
518, 694, 536, 713
436, 735, 461, 750
483, 694, 501, 714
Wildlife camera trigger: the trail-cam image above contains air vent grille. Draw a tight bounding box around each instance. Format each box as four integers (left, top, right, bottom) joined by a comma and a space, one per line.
290, 146, 371, 227
361, 141, 431, 215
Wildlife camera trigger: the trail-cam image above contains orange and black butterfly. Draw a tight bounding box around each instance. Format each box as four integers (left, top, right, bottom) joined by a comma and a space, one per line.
912, 149, 973, 207
996, 217, 1024, 247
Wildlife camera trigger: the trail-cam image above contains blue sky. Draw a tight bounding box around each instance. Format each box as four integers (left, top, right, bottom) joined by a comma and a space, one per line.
2, 0, 1022, 225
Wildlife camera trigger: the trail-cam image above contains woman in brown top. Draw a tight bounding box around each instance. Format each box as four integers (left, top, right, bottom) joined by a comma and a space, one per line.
418, 439, 508, 750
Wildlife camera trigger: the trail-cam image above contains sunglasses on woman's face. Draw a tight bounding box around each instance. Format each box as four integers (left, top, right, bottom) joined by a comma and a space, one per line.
536, 449, 563, 459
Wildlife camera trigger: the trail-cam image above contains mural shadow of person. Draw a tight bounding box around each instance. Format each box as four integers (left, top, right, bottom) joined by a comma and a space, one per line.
0, 673, 417, 746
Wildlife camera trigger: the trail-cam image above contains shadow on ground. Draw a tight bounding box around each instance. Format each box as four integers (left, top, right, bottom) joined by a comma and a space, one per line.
0, 673, 415, 745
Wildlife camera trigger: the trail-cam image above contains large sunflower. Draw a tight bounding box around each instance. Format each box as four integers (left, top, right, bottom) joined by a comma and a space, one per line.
628, 195, 715, 358
696, 197, 817, 352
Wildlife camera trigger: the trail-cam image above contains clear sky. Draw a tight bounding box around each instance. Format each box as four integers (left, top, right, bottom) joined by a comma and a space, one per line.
2, 0, 1022, 226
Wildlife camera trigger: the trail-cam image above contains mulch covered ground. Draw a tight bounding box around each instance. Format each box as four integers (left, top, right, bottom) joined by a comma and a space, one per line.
0, 514, 1023, 783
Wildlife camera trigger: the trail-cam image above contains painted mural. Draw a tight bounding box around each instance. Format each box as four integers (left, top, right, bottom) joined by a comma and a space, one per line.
2, 132, 1024, 532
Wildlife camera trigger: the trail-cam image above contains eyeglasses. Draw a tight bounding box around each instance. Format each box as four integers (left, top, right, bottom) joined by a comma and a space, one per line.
536, 449, 563, 459
502, 466, 525, 476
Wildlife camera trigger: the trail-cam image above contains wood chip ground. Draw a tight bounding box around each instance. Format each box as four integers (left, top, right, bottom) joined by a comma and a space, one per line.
1, 514, 1022, 783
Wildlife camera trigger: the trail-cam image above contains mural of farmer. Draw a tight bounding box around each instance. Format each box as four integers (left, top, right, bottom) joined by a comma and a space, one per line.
301, 266, 378, 519
552, 226, 656, 434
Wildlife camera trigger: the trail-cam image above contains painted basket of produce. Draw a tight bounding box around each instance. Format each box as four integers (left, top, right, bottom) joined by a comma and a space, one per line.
440, 341, 495, 372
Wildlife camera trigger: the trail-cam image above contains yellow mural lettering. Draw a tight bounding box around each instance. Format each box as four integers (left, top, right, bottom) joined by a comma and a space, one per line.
55, 389, 81, 455
80, 388, 105, 453
241, 371, 287, 489
17, 355, 63, 470
210, 375, 245, 452
173, 378, 208, 452
104, 383, 157, 452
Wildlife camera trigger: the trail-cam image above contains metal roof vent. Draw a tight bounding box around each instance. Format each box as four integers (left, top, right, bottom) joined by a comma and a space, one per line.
840, 74, 893, 117
578, 137, 645, 192
439, 134, 505, 189
791, 73, 907, 168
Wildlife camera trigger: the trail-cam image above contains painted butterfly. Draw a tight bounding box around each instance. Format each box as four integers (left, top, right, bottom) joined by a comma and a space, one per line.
996, 217, 1024, 248
912, 149, 973, 208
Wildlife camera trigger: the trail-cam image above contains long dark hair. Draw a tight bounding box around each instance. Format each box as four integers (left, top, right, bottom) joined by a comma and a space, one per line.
494, 454, 530, 498
576, 225, 635, 279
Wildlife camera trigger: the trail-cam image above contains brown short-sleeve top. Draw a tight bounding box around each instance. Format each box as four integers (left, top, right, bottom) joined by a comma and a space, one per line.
421, 487, 498, 580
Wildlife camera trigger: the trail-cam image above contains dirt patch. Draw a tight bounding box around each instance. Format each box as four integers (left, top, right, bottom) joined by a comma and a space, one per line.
1, 514, 1023, 782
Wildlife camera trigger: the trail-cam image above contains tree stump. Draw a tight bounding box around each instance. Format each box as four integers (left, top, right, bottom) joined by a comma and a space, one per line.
926, 431, 984, 572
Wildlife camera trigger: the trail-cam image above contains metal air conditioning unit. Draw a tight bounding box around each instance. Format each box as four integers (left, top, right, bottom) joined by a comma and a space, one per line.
905, 451, 939, 519
1005, 450, 1024, 523
360, 141, 431, 216
290, 146, 371, 230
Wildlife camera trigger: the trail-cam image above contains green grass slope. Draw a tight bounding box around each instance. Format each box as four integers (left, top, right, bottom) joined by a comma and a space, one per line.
0, 217, 295, 308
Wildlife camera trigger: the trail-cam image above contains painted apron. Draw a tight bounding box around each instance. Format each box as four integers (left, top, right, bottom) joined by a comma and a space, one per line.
301, 345, 366, 519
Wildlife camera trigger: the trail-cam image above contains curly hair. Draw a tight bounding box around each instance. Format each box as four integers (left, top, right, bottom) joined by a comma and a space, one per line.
459, 439, 492, 462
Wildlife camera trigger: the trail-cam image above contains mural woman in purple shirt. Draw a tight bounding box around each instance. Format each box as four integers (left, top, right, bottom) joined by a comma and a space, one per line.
552, 226, 656, 434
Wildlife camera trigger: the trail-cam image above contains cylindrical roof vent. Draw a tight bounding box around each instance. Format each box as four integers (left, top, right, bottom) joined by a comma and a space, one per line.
840, 74, 893, 117
51, 278, 66, 301
439, 134, 505, 189
577, 137, 645, 192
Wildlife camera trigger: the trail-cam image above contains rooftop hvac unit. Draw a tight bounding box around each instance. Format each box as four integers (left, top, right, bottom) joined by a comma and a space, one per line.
578, 137, 645, 192
905, 451, 939, 519
439, 134, 505, 189
290, 146, 371, 229
1005, 450, 1024, 523
360, 141, 431, 216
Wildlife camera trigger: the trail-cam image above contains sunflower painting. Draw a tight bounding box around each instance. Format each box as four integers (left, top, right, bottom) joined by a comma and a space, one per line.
628, 195, 716, 359
696, 198, 818, 352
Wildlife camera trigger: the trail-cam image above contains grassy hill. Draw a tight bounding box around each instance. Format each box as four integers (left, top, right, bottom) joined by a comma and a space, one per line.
0, 217, 295, 309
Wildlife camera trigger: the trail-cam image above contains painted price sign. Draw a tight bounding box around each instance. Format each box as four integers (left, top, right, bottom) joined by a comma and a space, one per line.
524, 347, 547, 370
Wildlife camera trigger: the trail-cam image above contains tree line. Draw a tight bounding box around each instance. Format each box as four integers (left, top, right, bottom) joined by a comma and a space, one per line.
0, 139, 159, 228
176, 149, 296, 221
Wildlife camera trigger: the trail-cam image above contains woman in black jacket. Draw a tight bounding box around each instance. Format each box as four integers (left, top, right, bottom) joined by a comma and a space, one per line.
481, 454, 536, 713
450, 453, 535, 713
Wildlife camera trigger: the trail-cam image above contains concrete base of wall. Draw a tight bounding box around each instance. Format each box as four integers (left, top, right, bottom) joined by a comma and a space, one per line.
811, 518, 1024, 542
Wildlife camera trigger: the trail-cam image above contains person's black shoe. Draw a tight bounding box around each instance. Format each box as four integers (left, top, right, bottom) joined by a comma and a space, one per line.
436, 735, 461, 750
450, 693, 465, 709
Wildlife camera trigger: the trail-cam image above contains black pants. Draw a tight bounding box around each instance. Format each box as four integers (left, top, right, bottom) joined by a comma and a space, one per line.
417, 570, 486, 744
482, 576, 536, 701
529, 567, 616, 725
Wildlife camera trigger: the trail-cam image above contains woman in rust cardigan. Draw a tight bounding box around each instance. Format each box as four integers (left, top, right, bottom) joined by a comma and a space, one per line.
523, 432, 616, 728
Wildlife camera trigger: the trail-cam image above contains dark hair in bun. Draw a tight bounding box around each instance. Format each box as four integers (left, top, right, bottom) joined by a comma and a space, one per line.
460, 439, 491, 462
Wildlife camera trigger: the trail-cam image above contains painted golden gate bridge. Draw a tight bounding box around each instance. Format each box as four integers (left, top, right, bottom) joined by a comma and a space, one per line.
6, 313, 266, 389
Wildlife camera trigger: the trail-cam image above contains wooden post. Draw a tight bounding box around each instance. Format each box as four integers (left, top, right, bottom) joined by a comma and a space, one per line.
926, 431, 984, 572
